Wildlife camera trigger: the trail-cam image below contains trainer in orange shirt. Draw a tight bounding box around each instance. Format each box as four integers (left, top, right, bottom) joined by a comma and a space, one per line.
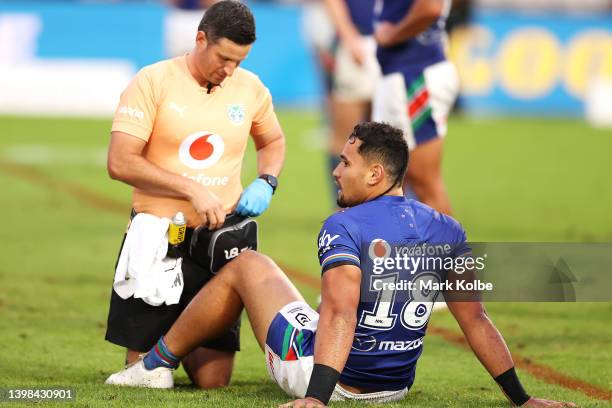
104, 1, 285, 389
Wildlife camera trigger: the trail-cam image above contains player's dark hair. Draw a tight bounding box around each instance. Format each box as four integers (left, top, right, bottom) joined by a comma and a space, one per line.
351, 122, 408, 188
198, 1, 256, 45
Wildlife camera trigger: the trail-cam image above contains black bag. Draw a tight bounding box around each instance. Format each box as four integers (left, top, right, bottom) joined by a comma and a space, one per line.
189, 214, 258, 274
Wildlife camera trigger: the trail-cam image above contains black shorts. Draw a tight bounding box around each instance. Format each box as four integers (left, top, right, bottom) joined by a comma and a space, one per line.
105, 228, 241, 353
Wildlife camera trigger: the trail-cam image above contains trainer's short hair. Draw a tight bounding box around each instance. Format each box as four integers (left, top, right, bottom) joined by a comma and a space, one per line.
350, 122, 408, 188
198, 1, 256, 45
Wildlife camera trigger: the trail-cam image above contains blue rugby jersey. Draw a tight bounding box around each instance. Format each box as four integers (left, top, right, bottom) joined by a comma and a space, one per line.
375, 0, 451, 75
317, 195, 469, 391
346, 0, 376, 35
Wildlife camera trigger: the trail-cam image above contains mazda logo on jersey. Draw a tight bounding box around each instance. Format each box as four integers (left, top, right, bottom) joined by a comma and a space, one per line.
178, 131, 224, 170
368, 239, 391, 260
351, 334, 377, 352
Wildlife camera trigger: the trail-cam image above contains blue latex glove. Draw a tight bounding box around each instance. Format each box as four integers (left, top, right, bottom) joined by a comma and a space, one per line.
235, 178, 273, 217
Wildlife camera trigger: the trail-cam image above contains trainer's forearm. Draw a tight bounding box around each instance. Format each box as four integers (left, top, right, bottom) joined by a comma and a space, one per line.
458, 311, 514, 377
391, 0, 443, 43
109, 152, 198, 200
313, 306, 356, 373
255, 136, 285, 177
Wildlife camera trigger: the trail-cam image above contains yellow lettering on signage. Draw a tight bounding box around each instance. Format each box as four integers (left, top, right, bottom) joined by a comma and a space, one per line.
498, 28, 561, 99
449, 25, 495, 95
563, 30, 612, 99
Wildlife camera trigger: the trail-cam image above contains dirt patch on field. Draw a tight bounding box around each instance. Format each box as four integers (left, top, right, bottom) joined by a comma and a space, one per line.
2, 159, 610, 402
283, 265, 320, 290
0, 160, 126, 216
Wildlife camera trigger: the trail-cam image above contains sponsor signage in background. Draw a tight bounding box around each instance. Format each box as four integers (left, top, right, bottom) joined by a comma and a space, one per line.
1, 2, 610, 117
0, 1, 320, 116
242, 5, 321, 106
0, 2, 166, 68
449, 10, 612, 116
163, 5, 321, 106
0, 1, 166, 116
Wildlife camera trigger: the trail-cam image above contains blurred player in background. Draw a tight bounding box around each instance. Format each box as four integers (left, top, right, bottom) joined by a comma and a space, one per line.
323, 0, 381, 204
104, 0, 284, 389
105, 122, 575, 408
374, 0, 459, 215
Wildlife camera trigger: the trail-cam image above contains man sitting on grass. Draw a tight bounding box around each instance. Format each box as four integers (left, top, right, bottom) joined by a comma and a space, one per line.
106, 122, 575, 408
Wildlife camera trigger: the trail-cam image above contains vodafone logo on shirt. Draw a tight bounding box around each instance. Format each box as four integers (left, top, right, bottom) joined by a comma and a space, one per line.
178, 131, 224, 169
368, 239, 391, 260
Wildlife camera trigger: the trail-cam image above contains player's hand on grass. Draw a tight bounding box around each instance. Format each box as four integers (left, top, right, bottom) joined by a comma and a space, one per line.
279, 397, 326, 408
235, 178, 273, 217
189, 185, 226, 229
521, 397, 577, 407
375, 21, 398, 47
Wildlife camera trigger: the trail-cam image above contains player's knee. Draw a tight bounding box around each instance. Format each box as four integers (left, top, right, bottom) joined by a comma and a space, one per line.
182, 349, 235, 389
191, 371, 232, 389
231, 250, 282, 280
184, 363, 233, 390
223, 250, 258, 276
232, 249, 266, 271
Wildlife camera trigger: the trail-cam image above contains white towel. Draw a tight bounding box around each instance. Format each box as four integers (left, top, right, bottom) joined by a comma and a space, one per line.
113, 213, 184, 306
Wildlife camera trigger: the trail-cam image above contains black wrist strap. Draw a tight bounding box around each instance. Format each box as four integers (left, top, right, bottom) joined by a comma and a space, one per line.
305, 364, 340, 405
494, 367, 530, 406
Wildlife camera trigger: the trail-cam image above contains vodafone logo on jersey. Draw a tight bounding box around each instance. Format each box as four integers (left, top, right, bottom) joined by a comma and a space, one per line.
368, 239, 391, 260
178, 131, 224, 170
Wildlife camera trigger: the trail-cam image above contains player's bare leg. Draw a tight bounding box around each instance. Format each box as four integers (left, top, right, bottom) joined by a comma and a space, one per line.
405, 137, 452, 215
182, 348, 234, 389
125, 345, 234, 389
406, 137, 452, 311
164, 250, 304, 355
126, 349, 144, 365
330, 98, 370, 156
329, 98, 370, 203
105, 251, 301, 388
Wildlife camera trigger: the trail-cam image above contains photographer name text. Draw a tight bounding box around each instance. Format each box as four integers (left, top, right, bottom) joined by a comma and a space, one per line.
373, 279, 493, 292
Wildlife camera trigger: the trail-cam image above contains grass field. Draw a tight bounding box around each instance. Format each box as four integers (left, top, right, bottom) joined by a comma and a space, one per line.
0, 111, 611, 407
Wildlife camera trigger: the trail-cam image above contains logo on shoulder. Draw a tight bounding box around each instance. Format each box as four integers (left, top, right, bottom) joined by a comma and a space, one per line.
227, 104, 246, 126
118, 106, 144, 120
318, 229, 340, 253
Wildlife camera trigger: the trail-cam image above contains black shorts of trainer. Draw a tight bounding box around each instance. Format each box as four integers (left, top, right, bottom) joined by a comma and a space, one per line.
105, 224, 240, 353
